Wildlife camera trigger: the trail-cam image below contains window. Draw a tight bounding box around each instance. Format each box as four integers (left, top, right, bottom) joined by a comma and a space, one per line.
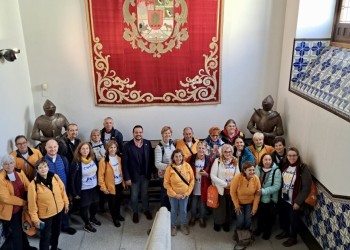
332, 0, 350, 45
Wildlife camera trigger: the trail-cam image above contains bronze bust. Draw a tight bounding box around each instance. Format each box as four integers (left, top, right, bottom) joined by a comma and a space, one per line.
247, 95, 284, 145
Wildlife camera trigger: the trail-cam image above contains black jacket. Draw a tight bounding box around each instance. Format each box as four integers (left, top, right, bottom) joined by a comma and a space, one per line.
122, 139, 153, 182
100, 127, 124, 154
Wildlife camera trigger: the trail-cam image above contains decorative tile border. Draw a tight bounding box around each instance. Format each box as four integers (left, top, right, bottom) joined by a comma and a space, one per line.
303, 180, 350, 250
289, 39, 350, 122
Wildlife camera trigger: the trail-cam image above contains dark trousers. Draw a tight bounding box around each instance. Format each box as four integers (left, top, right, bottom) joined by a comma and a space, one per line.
8, 210, 31, 250
256, 202, 276, 234
213, 194, 233, 225
279, 199, 301, 239
108, 183, 123, 221
80, 203, 98, 226
40, 211, 63, 250
159, 178, 170, 211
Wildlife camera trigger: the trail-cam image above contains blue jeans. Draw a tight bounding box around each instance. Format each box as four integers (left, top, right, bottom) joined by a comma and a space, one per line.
169, 196, 189, 226
130, 175, 150, 213
236, 204, 253, 230
190, 195, 206, 219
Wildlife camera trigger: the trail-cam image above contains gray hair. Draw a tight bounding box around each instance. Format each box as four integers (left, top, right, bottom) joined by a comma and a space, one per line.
1, 155, 15, 165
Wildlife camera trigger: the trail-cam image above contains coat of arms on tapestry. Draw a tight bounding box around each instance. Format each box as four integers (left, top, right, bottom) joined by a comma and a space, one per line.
86, 0, 223, 106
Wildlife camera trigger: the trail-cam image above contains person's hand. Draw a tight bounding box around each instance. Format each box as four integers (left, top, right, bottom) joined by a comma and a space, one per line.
74, 195, 80, 199
225, 182, 230, 189
199, 170, 208, 177
125, 180, 132, 186
256, 189, 262, 195
293, 203, 300, 210
34, 220, 44, 229
251, 209, 257, 216
103, 190, 109, 195
235, 207, 242, 215
64, 205, 69, 214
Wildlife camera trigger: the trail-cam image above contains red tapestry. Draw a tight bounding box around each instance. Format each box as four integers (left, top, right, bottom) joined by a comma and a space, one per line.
86, 0, 223, 106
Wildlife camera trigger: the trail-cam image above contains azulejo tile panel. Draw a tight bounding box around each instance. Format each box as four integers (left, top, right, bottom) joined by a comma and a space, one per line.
290, 39, 350, 122
303, 181, 350, 250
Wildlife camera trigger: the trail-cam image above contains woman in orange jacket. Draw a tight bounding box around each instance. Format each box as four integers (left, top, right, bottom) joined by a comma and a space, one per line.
98, 140, 125, 227
0, 155, 37, 250
164, 149, 194, 236
230, 161, 261, 231
28, 158, 69, 250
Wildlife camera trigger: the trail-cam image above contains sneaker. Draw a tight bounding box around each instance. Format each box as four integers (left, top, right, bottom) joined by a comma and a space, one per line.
90, 217, 101, 226
171, 226, 177, 236
275, 231, 289, 240
144, 211, 153, 220
262, 231, 271, 240
213, 224, 221, 232
282, 237, 297, 247
181, 225, 190, 235
199, 219, 206, 228
113, 220, 121, 227
118, 215, 125, 222
84, 224, 97, 233
222, 223, 230, 232
62, 227, 77, 235
189, 218, 196, 226
133, 213, 139, 223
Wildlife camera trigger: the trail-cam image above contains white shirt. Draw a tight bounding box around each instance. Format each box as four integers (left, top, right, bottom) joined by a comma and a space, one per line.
193, 159, 205, 195
110, 156, 122, 185
81, 161, 98, 190
282, 166, 296, 204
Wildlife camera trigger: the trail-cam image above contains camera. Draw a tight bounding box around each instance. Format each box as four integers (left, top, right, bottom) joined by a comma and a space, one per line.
282, 188, 289, 201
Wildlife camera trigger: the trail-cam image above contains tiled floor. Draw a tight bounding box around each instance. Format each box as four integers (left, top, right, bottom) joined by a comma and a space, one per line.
28, 203, 309, 250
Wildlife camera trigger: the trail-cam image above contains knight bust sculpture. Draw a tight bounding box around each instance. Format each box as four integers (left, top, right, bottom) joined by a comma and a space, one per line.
31, 99, 69, 146
247, 95, 284, 145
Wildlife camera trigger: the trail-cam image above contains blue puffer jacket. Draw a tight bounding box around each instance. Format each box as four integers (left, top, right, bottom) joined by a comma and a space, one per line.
255, 163, 281, 204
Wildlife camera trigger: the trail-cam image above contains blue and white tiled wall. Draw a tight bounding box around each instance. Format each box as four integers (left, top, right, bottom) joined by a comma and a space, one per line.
290, 39, 350, 121
303, 181, 350, 250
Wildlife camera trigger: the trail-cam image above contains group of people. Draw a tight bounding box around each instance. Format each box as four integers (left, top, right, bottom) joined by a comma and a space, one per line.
0, 117, 312, 249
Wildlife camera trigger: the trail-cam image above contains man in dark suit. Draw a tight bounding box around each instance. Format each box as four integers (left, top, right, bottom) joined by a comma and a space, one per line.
122, 125, 153, 223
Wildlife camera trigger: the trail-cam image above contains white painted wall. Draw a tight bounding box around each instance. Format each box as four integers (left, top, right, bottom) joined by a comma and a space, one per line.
277, 0, 350, 195
296, 0, 336, 38
18, 0, 286, 142
0, 0, 35, 154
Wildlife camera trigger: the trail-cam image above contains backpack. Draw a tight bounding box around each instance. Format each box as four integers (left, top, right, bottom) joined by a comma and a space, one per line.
233, 229, 254, 249
206, 185, 219, 208
158, 140, 175, 157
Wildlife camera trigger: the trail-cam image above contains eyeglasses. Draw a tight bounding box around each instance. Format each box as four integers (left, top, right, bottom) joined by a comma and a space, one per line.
16, 142, 27, 146
223, 151, 232, 154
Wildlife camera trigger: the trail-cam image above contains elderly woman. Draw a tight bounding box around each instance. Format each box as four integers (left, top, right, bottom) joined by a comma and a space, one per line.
255, 154, 281, 240
71, 142, 101, 233
205, 126, 224, 160
0, 155, 37, 250
154, 126, 176, 210
210, 144, 239, 232
187, 141, 212, 228
89, 129, 106, 162
233, 136, 255, 171
28, 158, 69, 250
164, 149, 194, 236
98, 140, 125, 227
230, 162, 261, 232
248, 132, 275, 164
220, 119, 245, 146
275, 147, 312, 247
